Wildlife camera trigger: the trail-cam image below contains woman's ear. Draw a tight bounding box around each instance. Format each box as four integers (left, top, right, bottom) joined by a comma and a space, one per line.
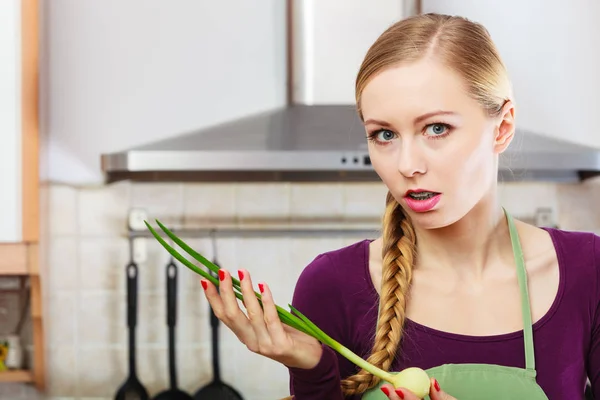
493, 100, 516, 154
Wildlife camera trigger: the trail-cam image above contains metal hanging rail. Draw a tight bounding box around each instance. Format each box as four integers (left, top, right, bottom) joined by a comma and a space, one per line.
128, 208, 382, 239
128, 225, 381, 239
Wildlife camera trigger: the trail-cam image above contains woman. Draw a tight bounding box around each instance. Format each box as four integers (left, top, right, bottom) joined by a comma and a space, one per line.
200, 13, 600, 399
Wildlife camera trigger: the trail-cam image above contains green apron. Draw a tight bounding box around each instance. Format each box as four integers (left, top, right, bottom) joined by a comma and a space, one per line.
362, 209, 549, 399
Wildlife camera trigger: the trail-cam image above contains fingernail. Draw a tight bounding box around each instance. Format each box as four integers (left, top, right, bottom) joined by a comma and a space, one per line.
434, 378, 440, 392
238, 270, 245, 281
258, 283, 265, 293
395, 389, 405, 399
380, 387, 390, 396
201, 280, 208, 290
219, 270, 225, 281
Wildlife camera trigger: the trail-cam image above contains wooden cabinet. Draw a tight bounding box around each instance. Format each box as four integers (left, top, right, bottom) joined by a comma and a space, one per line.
0, 0, 44, 390
0, 0, 23, 243
0, 0, 38, 245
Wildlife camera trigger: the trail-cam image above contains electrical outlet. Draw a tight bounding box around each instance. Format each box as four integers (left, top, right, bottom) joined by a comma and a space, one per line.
132, 238, 148, 264
128, 208, 149, 231
534, 207, 556, 228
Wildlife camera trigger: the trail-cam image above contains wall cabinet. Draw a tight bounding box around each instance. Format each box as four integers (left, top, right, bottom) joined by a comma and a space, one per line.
0, 0, 23, 243
0, 0, 44, 391
0, 0, 38, 245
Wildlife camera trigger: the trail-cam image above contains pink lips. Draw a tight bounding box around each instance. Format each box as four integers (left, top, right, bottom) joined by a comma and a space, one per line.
404, 189, 441, 213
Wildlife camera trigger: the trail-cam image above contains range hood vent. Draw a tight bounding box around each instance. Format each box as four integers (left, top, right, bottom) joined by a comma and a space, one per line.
101, 1, 600, 184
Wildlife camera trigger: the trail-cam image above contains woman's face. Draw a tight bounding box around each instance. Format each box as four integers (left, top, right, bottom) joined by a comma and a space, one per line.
360, 58, 515, 229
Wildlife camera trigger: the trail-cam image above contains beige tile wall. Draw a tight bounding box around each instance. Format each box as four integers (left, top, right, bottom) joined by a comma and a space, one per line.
1, 178, 599, 400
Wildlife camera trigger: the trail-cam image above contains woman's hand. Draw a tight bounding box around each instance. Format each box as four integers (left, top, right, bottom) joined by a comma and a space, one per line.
201, 268, 323, 370
381, 378, 457, 400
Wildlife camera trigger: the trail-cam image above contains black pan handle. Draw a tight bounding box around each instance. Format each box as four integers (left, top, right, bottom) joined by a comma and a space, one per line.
167, 260, 177, 328
126, 261, 139, 376
166, 259, 179, 389
209, 259, 221, 382
127, 262, 138, 329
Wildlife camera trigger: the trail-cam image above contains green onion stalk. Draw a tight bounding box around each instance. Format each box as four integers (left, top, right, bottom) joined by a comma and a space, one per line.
145, 220, 430, 397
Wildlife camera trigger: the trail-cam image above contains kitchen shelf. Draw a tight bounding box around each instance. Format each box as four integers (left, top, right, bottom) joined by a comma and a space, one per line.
0, 242, 44, 391
0, 369, 33, 383
0, 243, 29, 275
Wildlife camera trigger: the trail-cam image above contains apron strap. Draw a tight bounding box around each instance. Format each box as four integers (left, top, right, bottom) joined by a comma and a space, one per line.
505, 207, 536, 372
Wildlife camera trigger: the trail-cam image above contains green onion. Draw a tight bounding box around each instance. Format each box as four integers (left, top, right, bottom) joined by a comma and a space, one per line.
144, 220, 314, 336
144, 219, 430, 394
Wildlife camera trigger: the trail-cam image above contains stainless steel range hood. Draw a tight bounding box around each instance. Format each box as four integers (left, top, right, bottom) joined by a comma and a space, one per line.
100, 1, 600, 184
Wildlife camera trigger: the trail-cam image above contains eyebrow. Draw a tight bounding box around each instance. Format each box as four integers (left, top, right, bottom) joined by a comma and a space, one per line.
363, 118, 392, 127
414, 110, 458, 124
364, 110, 459, 127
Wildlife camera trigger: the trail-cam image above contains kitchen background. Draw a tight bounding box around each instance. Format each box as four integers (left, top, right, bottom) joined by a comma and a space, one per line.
2, 0, 600, 399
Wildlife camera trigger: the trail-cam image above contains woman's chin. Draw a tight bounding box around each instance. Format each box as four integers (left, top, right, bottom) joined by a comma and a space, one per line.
406, 208, 461, 231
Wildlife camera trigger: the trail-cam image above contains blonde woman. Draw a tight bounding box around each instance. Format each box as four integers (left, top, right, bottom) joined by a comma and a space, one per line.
201, 13, 599, 400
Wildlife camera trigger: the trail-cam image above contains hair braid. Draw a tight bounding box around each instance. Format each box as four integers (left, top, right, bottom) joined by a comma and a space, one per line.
341, 191, 417, 395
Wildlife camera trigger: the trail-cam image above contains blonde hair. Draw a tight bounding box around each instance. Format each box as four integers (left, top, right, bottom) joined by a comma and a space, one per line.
341, 13, 512, 395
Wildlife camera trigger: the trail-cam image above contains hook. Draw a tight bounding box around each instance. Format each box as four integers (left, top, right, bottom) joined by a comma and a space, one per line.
160, 236, 175, 267
209, 229, 219, 280
210, 229, 218, 263
128, 237, 135, 264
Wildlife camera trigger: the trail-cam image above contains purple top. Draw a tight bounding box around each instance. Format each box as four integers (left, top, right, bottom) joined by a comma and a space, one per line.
288, 228, 600, 399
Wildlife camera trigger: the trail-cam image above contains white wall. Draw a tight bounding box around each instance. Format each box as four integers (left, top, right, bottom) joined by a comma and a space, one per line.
423, 0, 600, 149
42, 0, 287, 185
0, 0, 22, 242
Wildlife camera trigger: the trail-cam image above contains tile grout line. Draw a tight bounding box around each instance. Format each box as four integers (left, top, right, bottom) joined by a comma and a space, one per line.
74, 185, 82, 398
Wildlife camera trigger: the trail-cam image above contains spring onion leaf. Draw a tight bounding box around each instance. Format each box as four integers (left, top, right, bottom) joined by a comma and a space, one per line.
154, 219, 241, 288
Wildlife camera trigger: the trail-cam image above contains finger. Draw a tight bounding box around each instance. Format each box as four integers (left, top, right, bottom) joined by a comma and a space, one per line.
381, 385, 423, 400
201, 276, 254, 341
237, 269, 272, 345
380, 385, 401, 399
394, 387, 422, 400
258, 282, 287, 340
217, 269, 245, 321
200, 278, 226, 317
429, 378, 455, 400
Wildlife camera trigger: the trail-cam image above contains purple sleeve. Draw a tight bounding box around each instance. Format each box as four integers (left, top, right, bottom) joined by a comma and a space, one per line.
589, 235, 600, 397
288, 344, 345, 399
287, 253, 349, 400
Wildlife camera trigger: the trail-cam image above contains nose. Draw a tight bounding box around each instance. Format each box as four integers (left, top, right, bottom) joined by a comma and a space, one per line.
397, 139, 426, 178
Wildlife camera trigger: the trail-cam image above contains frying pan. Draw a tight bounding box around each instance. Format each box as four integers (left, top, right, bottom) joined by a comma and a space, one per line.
153, 259, 194, 400
115, 261, 149, 400
193, 236, 243, 399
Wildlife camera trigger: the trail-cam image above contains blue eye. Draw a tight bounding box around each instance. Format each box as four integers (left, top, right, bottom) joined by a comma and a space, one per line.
376, 129, 395, 141
425, 123, 449, 137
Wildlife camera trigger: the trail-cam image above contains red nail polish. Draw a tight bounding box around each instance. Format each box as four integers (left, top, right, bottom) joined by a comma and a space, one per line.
434, 379, 440, 392
238, 270, 245, 281
201, 280, 208, 290
380, 387, 390, 396
219, 270, 225, 281
395, 389, 405, 399
258, 283, 265, 293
